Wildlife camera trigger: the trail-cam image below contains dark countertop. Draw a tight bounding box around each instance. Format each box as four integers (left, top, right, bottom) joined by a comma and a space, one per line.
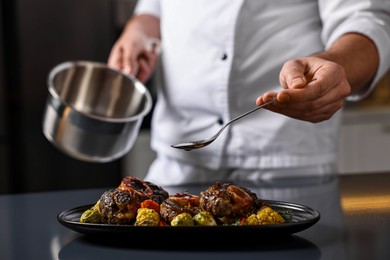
0, 172, 389, 260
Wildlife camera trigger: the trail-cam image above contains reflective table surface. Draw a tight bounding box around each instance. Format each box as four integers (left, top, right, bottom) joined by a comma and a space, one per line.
1, 172, 389, 260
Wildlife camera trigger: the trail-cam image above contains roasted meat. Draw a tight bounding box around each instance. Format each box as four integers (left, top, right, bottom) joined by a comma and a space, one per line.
118, 176, 169, 204
144, 181, 170, 204
80, 176, 279, 226
160, 193, 200, 223
199, 182, 263, 223
99, 176, 169, 224
99, 189, 137, 224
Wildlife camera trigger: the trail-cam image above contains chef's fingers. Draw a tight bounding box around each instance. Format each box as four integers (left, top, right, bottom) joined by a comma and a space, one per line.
137, 52, 158, 83
266, 99, 344, 123
107, 44, 124, 70
107, 42, 140, 76
256, 81, 346, 108
255, 92, 277, 106
279, 57, 351, 103
263, 83, 345, 122
279, 59, 307, 90
121, 43, 143, 77
256, 79, 347, 122
122, 38, 160, 79
278, 82, 345, 109
276, 71, 350, 105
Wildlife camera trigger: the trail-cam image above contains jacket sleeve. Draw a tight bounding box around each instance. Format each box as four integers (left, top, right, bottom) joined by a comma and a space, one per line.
134, 0, 161, 18
319, 0, 390, 101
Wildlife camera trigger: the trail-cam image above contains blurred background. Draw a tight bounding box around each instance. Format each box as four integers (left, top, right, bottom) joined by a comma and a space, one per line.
0, 0, 389, 194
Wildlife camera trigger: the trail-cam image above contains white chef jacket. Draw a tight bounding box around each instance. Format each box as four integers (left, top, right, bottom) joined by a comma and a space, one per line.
134, 0, 390, 173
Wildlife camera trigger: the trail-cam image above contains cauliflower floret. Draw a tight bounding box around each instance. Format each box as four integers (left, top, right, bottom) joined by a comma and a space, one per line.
245, 205, 285, 225
135, 208, 160, 226
257, 205, 285, 224
245, 213, 260, 225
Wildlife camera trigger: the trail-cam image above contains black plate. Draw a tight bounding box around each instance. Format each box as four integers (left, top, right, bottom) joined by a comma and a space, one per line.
58, 200, 320, 243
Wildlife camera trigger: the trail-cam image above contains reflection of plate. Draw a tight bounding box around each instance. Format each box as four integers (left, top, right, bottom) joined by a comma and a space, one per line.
58, 200, 320, 243
58, 234, 321, 257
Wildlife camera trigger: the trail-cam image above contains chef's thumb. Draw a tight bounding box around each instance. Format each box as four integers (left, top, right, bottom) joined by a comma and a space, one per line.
280, 60, 307, 89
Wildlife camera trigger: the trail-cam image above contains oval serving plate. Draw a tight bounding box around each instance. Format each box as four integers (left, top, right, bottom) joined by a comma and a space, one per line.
58, 200, 320, 242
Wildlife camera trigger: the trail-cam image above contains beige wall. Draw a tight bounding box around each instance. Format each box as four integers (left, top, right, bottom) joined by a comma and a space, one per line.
346, 70, 390, 109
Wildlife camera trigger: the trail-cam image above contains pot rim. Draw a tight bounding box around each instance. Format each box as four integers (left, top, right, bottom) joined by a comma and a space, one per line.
47, 60, 153, 123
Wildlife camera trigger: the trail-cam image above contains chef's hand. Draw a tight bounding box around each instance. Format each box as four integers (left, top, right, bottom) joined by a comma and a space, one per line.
256, 56, 351, 123
107, 15, 160, 83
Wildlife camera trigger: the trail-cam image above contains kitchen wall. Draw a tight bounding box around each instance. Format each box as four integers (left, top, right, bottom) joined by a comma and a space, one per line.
338, 71, 390, 174
0, 1, 10, 192
0, 0, 139, 193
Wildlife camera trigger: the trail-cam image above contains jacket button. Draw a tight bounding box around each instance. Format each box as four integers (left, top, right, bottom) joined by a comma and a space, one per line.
218, 118, 224, 125
221, 53, 228, 60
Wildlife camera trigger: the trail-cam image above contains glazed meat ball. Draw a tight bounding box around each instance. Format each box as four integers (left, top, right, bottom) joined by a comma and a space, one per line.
199, 182, 263, 223
99, 189, 137, 224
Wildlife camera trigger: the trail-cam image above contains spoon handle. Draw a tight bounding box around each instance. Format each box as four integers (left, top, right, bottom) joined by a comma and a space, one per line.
225, 100, 274, 127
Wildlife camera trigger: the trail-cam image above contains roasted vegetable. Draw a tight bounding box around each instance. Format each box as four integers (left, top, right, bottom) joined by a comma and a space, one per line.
245, 214, 260, 225
134, 208, 160, 226
193, 211, 217, 226
80, 200, 102, 223
246, 205, 285, 225
140, 199, 161, 213
170, 212, 194, 226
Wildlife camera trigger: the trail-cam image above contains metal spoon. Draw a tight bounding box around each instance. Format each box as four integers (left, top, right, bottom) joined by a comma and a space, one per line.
171, 100, 274, 151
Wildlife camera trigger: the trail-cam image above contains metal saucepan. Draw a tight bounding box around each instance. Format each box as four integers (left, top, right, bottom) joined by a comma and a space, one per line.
42, 60, 152, 163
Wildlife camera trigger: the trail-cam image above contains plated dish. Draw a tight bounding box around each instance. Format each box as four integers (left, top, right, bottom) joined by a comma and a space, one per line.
58, 176, 320, 240
58, 200, 320, 238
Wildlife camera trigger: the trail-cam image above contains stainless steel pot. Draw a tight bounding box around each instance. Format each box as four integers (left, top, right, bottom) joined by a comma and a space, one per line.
42, 61, 152, 163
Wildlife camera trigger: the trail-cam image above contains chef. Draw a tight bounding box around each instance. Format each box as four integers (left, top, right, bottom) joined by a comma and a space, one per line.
108, 0, 390, 185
